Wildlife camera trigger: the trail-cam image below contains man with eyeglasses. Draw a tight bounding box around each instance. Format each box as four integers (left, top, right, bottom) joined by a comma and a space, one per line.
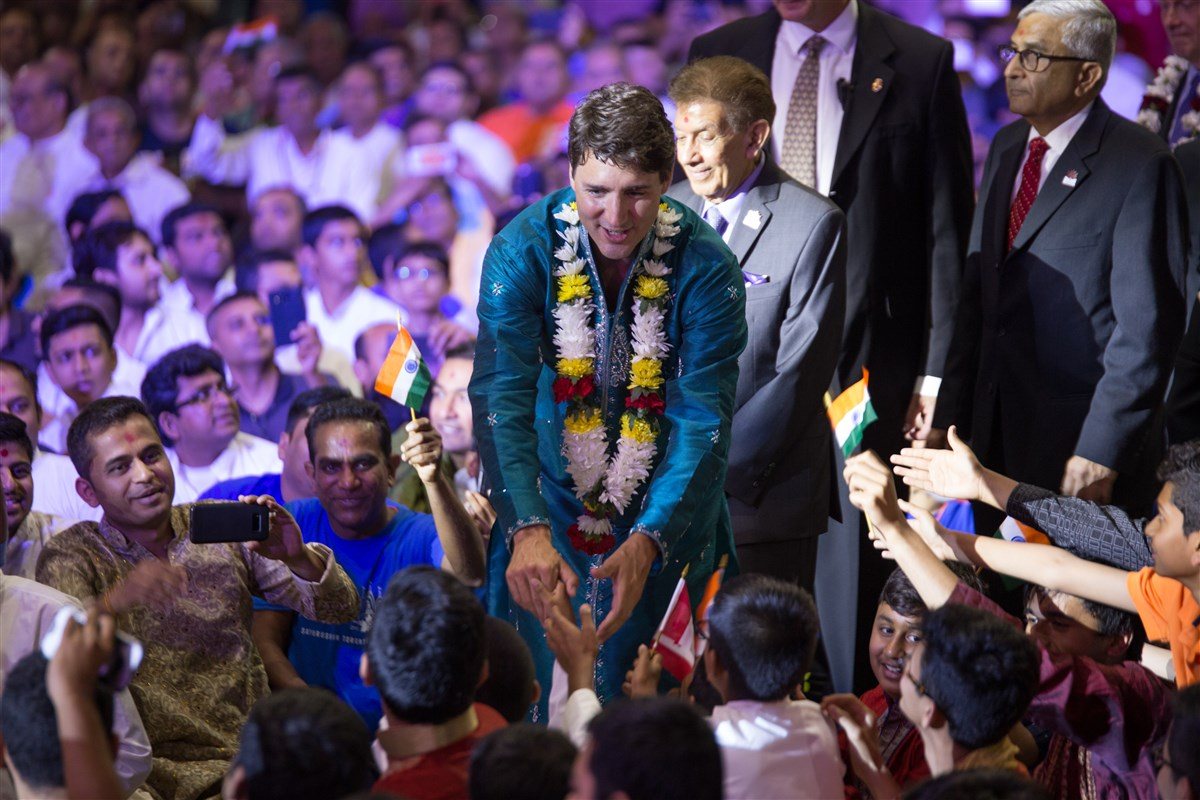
933, 0, 1187, 520
141, 344, 281, 503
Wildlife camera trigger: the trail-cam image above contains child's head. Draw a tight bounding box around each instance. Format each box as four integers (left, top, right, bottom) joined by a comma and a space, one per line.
901, 604, 1039, 751
301, 205, 365, 293
469, 724, 575, 800
364, 566, 485, 725
382, 242, 450, 316
1148, 442, 1200, 580
1022, 585, 1143, 665
1159, 684, 1200, 800
475, 616, 539, 724
870, 564, 986, 700
704, 573, 819, 703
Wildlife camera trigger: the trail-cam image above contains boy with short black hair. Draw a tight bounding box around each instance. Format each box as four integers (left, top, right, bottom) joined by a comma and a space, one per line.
38, 304, 127, 453
468, 725, 575, 800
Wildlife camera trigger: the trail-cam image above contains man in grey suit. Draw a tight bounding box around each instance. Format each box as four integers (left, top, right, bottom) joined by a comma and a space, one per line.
935, 0, 1188, 516
666, 56, 846, 593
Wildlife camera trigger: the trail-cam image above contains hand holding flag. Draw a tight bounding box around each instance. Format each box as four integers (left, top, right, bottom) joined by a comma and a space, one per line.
651, 565, 695, 682
826, 368, 879, 459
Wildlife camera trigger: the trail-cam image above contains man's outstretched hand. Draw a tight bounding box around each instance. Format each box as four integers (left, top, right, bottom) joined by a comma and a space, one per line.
591, 534, 658, 643
507, 525, 579, 619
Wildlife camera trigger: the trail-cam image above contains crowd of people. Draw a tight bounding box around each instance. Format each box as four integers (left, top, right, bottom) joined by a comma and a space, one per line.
0, 0, 1199, 799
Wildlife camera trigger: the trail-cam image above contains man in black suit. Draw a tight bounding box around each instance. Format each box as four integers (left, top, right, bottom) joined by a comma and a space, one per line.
689, 0, 974, 691
934, 0, 1188, 516
1166, 137, 1200, 445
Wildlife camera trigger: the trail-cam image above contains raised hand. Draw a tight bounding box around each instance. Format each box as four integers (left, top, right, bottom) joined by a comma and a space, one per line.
622, 644, 663, 699
537, 580, 598, 694
507, 525, 580, 617
591, 534, 658, 642
290, 322, 324, 381
399, 418, 444, 485
895, 499, 959, 562
843, 451, 906, 530
891, 425, 984, 500
463, 490, 496, 542
240, 495, 322, 580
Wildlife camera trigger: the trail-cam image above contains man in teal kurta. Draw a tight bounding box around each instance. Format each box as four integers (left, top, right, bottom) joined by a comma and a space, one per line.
469, 83, 747, 718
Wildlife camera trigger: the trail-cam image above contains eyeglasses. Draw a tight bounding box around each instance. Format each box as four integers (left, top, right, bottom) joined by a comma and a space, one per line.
904, 667, 927, 697
175, 381, 237, 410
998, 45, 1095, 73
393, 265, 441, 281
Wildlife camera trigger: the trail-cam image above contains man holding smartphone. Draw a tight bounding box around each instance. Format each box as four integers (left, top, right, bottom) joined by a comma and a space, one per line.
34, 396, 360, 800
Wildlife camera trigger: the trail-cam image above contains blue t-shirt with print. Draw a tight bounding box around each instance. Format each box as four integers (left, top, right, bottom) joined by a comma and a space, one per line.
257, 498, 444, 730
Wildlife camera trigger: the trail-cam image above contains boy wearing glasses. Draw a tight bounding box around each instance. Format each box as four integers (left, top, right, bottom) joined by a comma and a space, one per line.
141, 344, 280, 503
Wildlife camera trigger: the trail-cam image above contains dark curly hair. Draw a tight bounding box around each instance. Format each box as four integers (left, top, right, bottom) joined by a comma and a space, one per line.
1157, 440, 1200, 534
568, 82, 675, 181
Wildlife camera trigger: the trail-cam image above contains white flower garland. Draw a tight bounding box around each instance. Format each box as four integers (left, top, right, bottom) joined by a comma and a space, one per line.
1138, 55, 1199, 144
550, 200, 681, 555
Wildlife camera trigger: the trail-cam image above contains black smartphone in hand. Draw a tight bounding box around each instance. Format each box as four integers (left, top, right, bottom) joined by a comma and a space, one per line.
268, 286, 306, 347
190, 502, 270, 544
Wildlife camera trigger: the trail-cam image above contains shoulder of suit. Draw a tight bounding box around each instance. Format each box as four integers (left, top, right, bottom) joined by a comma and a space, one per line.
1101, 111, 1175, 157
861, 5, 954, 59
689, 10, 778, 54
773, 178, 842, 217
1177, 138, 1200, 172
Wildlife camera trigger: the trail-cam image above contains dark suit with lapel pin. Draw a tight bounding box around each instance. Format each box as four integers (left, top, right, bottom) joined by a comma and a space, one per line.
936, 100, 1188, 511
668, 159, 846, 592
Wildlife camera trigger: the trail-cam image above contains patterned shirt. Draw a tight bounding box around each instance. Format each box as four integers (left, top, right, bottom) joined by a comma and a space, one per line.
34, 504, 360, 800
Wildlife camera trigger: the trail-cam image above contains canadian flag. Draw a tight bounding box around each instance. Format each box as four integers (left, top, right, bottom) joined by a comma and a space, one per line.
652, 576, 696, 682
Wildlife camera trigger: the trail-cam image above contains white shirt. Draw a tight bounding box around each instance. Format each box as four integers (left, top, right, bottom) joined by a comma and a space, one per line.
330, 121, 404, 221
146, 273, 237, 366
0, 574, 153, 796
700, 157, 767, 244
1011, 102, 1094, 203
447, 119, 516, 196
30, 449, 103, 523
711, 699, 845, 800
36, 354, 149, 453
771, 0, 858, 194
551, 687, 602, 748
304, 286, 400, 365
167, 431, 282, 504
3, 509, 75, 580
84, 151, 190, 245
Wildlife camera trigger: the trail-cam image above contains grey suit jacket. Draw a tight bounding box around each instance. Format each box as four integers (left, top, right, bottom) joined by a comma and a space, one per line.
668, 160, 846, 542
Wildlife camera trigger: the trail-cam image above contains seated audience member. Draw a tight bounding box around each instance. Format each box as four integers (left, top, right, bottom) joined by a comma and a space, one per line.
845, 451, 1174, 799
82, 97, 190, 246
72, 221, 171, 366
330, 61, 403, 223
475, 617, 540, 725
400, 178, 488, 320
853, 564, 988, 795
155, 202, 237, 364
571, 698, 722, 800
0, 358, 101, 522
1160, 684, 1200, 800
252, 398, 485, 729
700, 574, 844, 799
0, 229, 37, 373
221, 688, 378, 800
468, 725, 575, 800
138, 48, 196, 175
301, 205, 398, 365
206, 292, 328, 442
376, 238, 473, 364
65, 190, 134, 248
478, 39, 573, 163
368, 567, 505, 798
35, 396, 358, 799
141, 345, 281, 503
892, 429, 1200, 686
202, 386, 351, 505
249, 187, 306, 254
37, 305, 137, 453
234, 248, 358, 392
0, 413, 75, 579
902, 768, 1051, 800
368, 39, 417, 130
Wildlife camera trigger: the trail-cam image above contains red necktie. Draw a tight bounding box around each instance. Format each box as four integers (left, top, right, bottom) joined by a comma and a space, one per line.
1007, 136, 1049, 251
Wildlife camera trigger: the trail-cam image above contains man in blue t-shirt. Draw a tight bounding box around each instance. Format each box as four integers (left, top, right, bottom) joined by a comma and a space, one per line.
253, 396, 486, 730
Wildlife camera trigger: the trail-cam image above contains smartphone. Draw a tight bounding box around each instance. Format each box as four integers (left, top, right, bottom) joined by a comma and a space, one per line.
405, 143, 458, 177
41, 606, 144, 692
189, 502, 270, 544
268, 286, 306, 347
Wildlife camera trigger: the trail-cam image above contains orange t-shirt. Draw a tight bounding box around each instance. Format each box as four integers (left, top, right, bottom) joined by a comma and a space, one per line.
479, 101, 574, 162
1126, 567, 1200, 687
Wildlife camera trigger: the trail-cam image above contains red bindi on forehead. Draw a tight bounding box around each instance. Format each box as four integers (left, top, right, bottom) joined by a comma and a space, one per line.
124, 433, 135, 442
0, 448, 7, 457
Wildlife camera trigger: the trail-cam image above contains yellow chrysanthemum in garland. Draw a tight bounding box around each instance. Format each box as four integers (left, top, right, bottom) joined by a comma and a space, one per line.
659, 201, 668, 211
635, 276, 668, 300
621, 413, 657, 443
557, 274, 591, 302
629, 358, 663, 389
557, 357, 594, 379
565, 407, 603, 434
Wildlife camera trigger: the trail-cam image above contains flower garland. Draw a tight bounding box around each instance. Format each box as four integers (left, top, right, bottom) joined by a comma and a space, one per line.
1137, 55, 1200, 144
551, 199, 681, 556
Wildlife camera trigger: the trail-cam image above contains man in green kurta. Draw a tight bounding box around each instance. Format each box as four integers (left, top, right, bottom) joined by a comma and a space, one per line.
469, 83, 747, 717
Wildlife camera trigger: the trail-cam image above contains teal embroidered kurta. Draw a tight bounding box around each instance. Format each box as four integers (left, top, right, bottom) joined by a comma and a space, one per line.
470, 187, 747, 717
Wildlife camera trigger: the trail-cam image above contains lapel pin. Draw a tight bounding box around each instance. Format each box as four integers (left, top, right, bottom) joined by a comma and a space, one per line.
1062, 169, 1078, 188
871, 77, 884, 93
743, 209, 762, 230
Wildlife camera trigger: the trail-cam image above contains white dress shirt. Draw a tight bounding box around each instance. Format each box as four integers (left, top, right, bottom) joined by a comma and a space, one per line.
167, 431, 282, 504
84, 151, 190, 244
771, 0, 858, 194
1, 574, 153, 796
329, 121, 403, 221
1011, 102, 1093, 202
710, 699, 845, 800
144, 273, 237, 366
30, 449, 103, 522
304, 286, 400, 364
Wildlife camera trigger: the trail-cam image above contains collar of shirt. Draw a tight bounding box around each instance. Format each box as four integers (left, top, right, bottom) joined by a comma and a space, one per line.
1026, 101, 1092, 153
778, 0, 858, 59
701, 155, 767, 237
281, 126, 331, 163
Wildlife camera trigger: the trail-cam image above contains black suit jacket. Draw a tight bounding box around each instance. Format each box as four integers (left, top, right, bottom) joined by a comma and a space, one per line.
936, 101, 1188, 505
689, 3, 974, 458
1166, 138, 1200, 444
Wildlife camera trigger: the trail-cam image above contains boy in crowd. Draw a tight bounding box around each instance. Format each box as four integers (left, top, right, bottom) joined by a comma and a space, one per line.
35, 396, 358, 799
202, 386, 351, 505
249, 187, 306, 254
141, 344, 280, 503
206, 292, 327, 442
0, 230, 36, 373
843, 450, 1174, 798
156, 202, 237, 363
0, 412, 75, 579
1160, 685, 1200, 799
368, 566, 505, 798
468, 725, 575, 800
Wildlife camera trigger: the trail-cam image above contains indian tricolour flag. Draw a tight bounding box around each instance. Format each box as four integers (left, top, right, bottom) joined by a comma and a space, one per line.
826, 368, 879, 459
374, 320, 432, 410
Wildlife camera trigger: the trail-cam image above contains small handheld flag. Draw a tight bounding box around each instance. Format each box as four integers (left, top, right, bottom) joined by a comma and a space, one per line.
652, 566, 695, 682
374, 317, 433, 412
693, 554, 728, 659
826, 368, 879, 459
999, 517, 1050, 545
